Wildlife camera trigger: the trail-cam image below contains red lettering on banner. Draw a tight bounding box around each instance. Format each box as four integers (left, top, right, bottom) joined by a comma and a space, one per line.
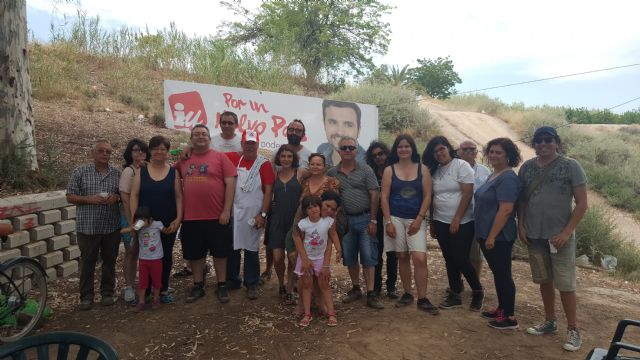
271, 115, 287, 137
249, 100, 269, 113
168, 91, 208, 130
223, 93, 247, 110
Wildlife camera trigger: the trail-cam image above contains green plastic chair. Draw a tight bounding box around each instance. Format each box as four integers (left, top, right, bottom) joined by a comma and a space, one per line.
0, 331, 119, 360
586, 319, 640, 360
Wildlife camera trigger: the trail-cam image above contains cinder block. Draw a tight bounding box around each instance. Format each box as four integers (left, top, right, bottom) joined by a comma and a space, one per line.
0, 219, 11, 227
29, 225, 54, 241
0, 249, 21, 263
38, 209, 61, 225
21, 241, 47, 258
47, 235, 70, 251
56, 260, 78, 277
45, 267, 57, 281
61, 206, 76, 220
2, 231, 30, 249
11, 214, 38, 231
39, 251, 63, 268
69, 232, 77, 245
62, 245, 81, 261
54, 220, 75, 235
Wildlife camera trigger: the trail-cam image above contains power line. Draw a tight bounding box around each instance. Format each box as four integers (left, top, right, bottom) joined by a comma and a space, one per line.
457, 63, 640, 94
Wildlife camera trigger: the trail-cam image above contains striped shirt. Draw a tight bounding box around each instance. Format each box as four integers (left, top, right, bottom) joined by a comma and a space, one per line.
327, 162, 378, 215
66, 164, 121, 235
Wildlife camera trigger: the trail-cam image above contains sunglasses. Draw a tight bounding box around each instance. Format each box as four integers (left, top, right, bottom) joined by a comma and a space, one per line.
220, 121, 235, 126
461, 147, 477, 152
339, 145, 357, 152
373, 151, 387, 158
533, 137, 555, 144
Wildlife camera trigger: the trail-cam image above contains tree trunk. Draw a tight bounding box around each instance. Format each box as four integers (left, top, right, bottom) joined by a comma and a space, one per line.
0, 0, 38, 170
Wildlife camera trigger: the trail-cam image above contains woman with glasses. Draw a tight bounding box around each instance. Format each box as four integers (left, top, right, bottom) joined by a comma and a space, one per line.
423, 136, 484, 311
119, 139, 150, 303
381, 134, 438, 314
365, 140, 398, 299
131, 136, 184, 304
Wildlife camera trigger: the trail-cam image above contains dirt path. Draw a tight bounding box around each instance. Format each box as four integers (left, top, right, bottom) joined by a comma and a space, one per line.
423, 103, 640, 249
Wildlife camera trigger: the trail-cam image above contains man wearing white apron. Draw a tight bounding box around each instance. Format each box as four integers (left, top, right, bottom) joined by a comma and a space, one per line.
227, 130, 275, 299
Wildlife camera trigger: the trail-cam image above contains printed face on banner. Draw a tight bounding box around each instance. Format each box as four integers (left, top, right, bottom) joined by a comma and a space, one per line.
168, 91, 208, 130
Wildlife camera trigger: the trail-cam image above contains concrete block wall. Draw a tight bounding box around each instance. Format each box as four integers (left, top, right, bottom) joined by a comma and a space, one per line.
1, 191, 79, 279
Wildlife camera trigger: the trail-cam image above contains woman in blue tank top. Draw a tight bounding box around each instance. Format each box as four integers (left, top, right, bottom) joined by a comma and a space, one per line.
380, 134, 438, 314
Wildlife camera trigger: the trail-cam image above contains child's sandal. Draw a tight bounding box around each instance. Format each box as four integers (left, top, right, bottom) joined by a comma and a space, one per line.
299, 313, 313, 328
327, 312, 338, 327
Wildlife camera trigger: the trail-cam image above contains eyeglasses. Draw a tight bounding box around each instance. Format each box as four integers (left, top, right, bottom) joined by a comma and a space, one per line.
372, 151, 386, 158
220, 121, 235, 126
533, 137, 555, 144
461, 147, 477, 152
339, 145, 357, 152
287, 128, 304, 135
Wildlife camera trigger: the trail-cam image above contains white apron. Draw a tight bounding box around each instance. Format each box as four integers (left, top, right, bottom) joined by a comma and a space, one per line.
233, 157, 264, 252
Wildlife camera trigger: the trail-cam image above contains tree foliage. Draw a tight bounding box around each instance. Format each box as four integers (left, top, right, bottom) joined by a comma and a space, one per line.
409, 56, 461, 99
365, 64, 411, 87
220, 0, 393, 84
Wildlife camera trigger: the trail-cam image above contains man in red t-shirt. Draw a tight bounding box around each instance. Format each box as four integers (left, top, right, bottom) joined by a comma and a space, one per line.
176, 124, 237, 304
225, 130, 275, 299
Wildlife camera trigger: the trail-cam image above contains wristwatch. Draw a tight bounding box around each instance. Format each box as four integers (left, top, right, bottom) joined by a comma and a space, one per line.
369, 219, 377, 224
260, 212, 268, 219
384, 219, 392, 226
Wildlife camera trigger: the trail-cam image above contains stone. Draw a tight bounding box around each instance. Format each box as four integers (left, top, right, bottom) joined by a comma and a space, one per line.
0, 249, 21, 263
45, 267, 58, 281
40, 251, 64, 268
38, 209, 61, 225
56, 260, 79, 277
61, 206, 76, 220
54, 220, 76, 235
47, 235, 70, 251
62, 245, 81, 261
21, 241, 47, 257
11, 214, 38, 231
29, 225, 55, 241
69, 232, 77, 245
2, 230, 30, 249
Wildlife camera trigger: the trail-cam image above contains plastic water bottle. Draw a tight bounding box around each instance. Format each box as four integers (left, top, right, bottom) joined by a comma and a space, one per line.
169, 142, 188, 156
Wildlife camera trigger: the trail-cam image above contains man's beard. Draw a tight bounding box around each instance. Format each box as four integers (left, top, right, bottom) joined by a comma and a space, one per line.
287, 134, 301, 146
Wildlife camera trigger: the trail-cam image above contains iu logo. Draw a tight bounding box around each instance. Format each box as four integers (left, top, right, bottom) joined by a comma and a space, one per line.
168, 91, 208, 130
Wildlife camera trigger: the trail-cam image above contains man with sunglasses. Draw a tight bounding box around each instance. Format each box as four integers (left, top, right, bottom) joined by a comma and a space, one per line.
458, 140, 491, 286
212, 111, 242, 153
517, 126, 588, 352
327, 137, 383, 309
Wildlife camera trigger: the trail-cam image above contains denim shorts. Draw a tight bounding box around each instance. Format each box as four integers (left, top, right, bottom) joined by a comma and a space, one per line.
342, 213, 378, 267
527, 235, 576, 292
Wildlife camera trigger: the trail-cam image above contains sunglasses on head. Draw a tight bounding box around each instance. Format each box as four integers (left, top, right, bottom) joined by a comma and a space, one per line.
339, 145, 357, 151
533, 137, 555, 144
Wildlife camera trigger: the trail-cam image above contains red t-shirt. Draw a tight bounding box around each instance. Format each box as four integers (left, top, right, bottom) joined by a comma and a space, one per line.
177, 150, 237, 220
225, 152, 275, 189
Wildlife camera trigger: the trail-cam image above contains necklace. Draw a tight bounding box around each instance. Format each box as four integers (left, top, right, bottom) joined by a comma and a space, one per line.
436, 160, 454, 181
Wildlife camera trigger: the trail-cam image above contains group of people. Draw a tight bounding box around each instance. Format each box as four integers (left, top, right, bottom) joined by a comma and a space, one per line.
66, 115, 587, 351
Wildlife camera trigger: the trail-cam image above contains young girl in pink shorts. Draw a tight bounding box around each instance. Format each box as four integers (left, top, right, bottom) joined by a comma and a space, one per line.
293, 195, 340, 327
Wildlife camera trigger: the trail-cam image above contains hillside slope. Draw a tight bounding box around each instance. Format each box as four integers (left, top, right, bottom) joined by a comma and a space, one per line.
422, 101, 640, 248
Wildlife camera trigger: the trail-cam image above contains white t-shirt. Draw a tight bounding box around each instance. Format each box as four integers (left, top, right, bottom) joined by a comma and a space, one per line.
432, 158, 475, 224
211, 134, 241, 153
297, 146, 313, 170
472, 163, 491, 192
297, 216, 334, 260
138, 221, 164, 260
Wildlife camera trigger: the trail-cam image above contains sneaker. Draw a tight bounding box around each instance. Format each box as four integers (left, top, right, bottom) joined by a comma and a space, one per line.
78, 299, 93, 311
123, 287, 135, 303
215, 285, 230, 304
417, 298, 440, 315
341, 286, 363, 303
100, 296, 115, 306
439, 291, 462, 309
395, 292, 414, 307
387, 290, 399, 300
160, 294, 174, 304
366, 294, 384, 309
526, 320, 558, 335
563, 329, 582, 351
278, 286, 287, 297
489, 317, 519, 330
481, 308, 502, 320
186, 285, 205, 303
470, 290, 484, 312
166, 287, 176, 294
247, 285, 259, 300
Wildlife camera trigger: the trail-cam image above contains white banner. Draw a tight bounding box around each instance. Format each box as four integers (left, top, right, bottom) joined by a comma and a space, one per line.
163, 80, 378, 164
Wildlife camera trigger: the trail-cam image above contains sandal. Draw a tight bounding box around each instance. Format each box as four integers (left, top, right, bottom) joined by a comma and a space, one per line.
327, 312, 338, 327
299, 313, 313, 328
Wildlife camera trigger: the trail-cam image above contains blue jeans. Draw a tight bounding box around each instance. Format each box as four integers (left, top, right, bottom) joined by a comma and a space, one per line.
342, 213, 378, 267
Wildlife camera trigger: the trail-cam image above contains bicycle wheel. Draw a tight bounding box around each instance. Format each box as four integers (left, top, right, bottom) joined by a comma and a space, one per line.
0, 257, 48, 342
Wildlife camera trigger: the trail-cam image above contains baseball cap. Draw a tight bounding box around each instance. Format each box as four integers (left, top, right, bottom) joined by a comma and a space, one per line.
533, 126, 558, 139
242, 129, 259, 143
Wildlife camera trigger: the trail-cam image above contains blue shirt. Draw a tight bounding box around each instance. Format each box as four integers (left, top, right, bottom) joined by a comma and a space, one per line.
473, 170, 521, 242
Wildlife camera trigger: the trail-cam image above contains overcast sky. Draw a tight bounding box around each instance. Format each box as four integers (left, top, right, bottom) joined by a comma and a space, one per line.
27, 0, 640, 113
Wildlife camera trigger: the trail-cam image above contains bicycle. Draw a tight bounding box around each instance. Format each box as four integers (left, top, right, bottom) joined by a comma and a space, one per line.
0, 223, 48, 342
